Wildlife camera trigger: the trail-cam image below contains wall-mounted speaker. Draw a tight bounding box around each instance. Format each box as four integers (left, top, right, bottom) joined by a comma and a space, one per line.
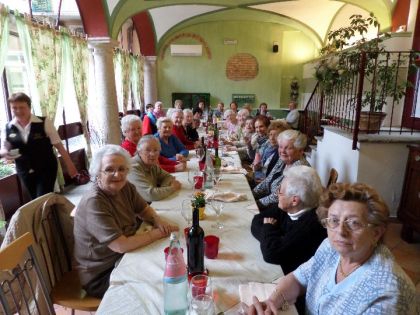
272, 41, 279, 53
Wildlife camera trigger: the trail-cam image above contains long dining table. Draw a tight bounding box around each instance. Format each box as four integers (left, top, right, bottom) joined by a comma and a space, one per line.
95, 151, 297, 315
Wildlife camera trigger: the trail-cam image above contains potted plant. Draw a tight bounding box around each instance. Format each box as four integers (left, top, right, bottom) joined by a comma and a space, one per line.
191, 191, 206, 220
315, 13, 411, 132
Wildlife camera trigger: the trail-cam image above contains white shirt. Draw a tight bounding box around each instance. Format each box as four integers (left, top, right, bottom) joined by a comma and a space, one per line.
288, 207, 311, 221
286, 109, 299, 129
0, 114, 61, 150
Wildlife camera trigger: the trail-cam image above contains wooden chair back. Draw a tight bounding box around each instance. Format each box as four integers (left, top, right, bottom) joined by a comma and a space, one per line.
0, 232, 55, 315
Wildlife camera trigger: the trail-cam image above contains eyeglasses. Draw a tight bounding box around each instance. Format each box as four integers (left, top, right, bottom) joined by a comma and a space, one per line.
101, 167, 129, 177
320, 217, 372, 232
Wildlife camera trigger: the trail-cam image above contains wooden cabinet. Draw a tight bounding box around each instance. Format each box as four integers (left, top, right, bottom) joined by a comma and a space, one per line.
398, 144, 420, 243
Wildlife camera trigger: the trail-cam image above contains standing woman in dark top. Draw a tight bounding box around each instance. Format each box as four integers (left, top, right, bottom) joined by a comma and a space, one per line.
0, 92, 78, 199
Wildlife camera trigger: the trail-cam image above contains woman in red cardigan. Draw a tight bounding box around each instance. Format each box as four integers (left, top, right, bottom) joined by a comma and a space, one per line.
120, 115, 186, 173
170, 109, 198, 150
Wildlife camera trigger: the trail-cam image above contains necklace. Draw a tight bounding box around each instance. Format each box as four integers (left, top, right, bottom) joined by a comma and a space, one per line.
338, 259, 361, 278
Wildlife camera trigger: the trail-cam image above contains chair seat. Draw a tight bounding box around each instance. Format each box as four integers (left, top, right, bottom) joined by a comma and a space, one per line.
51, 270, 101, 311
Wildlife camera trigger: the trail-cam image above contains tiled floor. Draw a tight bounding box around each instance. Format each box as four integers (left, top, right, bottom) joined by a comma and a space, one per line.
54, 222, 420, 314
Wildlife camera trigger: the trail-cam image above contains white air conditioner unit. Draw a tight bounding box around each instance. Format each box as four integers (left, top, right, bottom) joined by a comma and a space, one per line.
170, 44, 202, 56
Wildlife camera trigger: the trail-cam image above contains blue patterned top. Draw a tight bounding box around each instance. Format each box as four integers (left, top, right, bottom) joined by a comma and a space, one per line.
293, 239, 417, 315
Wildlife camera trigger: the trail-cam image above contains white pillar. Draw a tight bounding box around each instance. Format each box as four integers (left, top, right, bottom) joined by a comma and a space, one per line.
88, 37, 121, 147
143, 56, 158, 105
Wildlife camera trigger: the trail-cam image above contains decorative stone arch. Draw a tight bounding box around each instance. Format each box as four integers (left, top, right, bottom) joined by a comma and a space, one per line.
75, 0, 109, 36
160, 32, 211, 60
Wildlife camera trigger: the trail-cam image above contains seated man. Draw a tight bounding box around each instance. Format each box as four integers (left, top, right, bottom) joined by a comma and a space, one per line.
285, 101, 299, 129
128, 136, 182, 202
251, 165, 326, 275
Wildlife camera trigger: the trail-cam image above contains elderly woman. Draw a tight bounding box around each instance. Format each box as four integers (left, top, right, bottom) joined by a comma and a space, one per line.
212, 102, 224, 119
153, 100, 165, 119
247, 115, 270, 161
142, 102, 158, 135
127, 136, 182, 202
252, 122, 289, 181
251, 166, 326, 275
183, 108, 199, 141
256, 102, 273, 119
171, 109, 197, 150
155, 117, 188, 161
74, 145, 177, 298
120, 115, 186, 173
224, 109, 241, 137
174, 99, 183, 110
248, 183, 417, 315
253, 130, 309, 210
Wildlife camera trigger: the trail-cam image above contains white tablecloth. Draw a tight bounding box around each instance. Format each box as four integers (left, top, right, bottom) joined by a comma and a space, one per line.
96, 153, 297, 315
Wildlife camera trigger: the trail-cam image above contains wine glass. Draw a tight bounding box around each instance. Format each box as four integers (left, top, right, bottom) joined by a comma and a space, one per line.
210, 199, 224, 229
213, 170, 222, 188
181, 199, 193, 227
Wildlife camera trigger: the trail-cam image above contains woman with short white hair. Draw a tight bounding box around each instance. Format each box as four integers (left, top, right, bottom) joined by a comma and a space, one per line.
74, 144, 177, 298
155, 117, 188, 161
127, 136, 182, 202
224, 109, 241, 138
251, 165, 326, 275
121, 114, 142, 156
253, 130, 309, 210
171, 109, 197, 149
153, 101, 165, 119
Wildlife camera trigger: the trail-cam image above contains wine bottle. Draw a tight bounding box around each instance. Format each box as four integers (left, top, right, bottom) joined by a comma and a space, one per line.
199, 136, 206, 171
187, 207, 205, 276
214, 147, 221, 170
213, 123, 219, 149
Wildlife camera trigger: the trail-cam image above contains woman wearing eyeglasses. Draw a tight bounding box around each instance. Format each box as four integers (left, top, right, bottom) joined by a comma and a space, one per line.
248, 183, 416, 315
74, 145, 178, 298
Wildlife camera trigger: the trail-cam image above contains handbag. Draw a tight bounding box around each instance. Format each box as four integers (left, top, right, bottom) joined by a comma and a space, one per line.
73, 169, 90, 185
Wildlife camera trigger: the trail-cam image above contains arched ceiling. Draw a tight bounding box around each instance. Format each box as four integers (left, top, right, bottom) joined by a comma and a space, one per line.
106, 0, 394, 40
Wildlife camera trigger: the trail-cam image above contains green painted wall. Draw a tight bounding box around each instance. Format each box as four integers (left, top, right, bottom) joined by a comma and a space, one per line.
156, 20, 318, 109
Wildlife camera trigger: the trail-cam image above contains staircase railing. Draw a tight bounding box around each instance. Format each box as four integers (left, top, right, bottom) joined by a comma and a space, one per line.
300, 50, 420, 150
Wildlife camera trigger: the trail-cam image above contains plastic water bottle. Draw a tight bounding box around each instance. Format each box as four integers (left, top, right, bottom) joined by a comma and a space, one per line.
163, 233, 188, 315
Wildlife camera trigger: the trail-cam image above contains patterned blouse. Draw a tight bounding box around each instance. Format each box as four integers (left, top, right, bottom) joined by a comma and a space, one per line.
294, 239, 417, 315
252, 158, 309, 207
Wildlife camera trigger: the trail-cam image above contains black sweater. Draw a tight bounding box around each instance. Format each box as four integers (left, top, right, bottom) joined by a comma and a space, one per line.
251, 206, 327, 275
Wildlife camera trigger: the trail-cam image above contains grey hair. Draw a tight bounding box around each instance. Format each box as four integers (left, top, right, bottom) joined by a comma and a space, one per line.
283, 166, 322, 209
137, 134, 161, 151
89, 144, 132, 179
224, 109, 234, 119
157, 116, 173, 129
238, 108, 250, 117
154, 101, 163, 107
170, 108, 183, 118
166, 108, 175, 119
174, 99, 183, 107
183, 108, 192, 115
120, 114, 142, 133
277, 129, 307, 150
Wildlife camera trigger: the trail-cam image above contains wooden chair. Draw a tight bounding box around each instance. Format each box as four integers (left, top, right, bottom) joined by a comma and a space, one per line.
0, 232, 55, 315
327, 168, 338, 187
35, 194, 101, 314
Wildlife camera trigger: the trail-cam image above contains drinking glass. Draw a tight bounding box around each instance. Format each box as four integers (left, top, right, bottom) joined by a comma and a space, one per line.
213, 170, 222, 188
189, 294, 215, 315
210, 199, 224, 229
190, 274, 212, 298
196, 147, 205, 161
181, 199, 193, 227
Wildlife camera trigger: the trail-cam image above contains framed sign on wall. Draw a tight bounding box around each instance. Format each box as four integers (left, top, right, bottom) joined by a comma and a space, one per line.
232, 94, 256, 107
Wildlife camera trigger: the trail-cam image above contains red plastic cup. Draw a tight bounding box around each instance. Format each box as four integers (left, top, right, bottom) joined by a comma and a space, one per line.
204, 235, 219, 259
190, 274, 211, 298
198, 161, 205, 171
194, 175, 204, 189
164, 246, 183, 261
